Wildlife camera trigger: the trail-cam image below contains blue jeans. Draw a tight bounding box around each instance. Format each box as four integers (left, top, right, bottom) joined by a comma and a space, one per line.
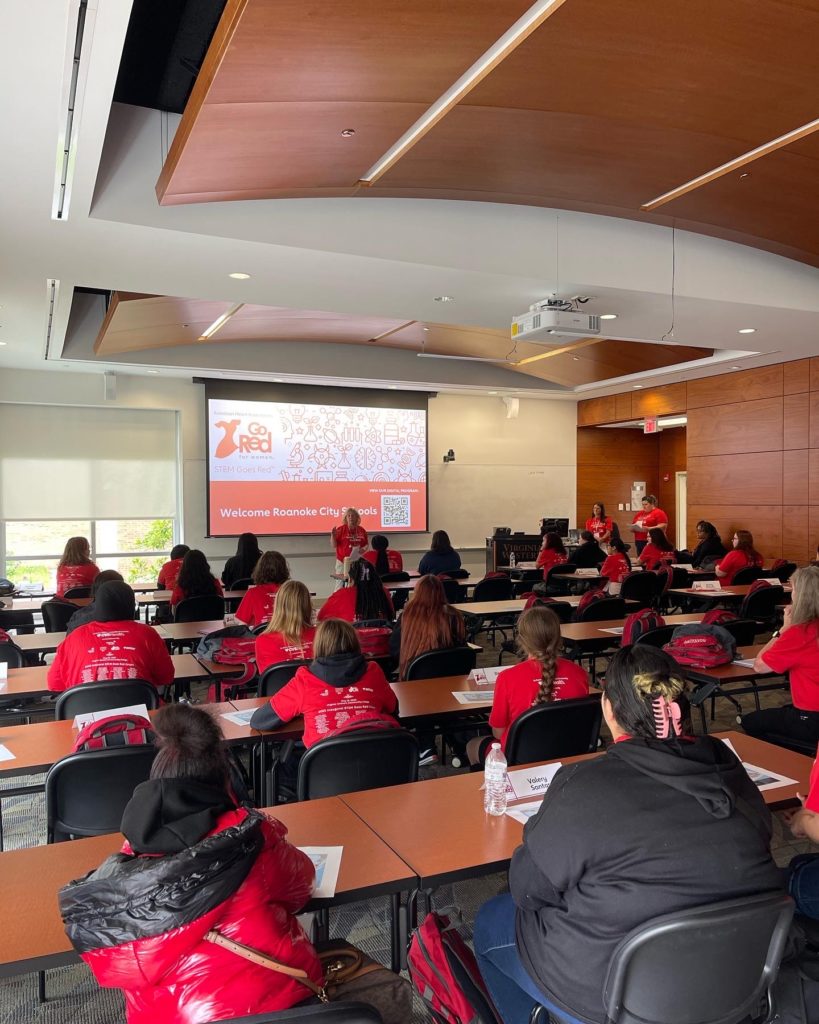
473, 894, 582, 1024
788, 853, 819, 918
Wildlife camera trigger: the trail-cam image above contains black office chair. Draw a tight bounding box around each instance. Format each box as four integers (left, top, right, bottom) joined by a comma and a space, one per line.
545, 564, 577, 595
0, 642, 24, 669
471, 575, 514, 602
297, 729, 419, 801
505, 696, 603, 766
405, 645, 477, 680
572, 598, 626, 682
512, 569, 543, 596
174, 595, 226, 622
41, 599, 80, 633
600, 892, 793, 1024
444, 568, 470, 580
217, 1004, 383, 1023
0, 609, 36, 636
739, 584, 785, 632
772, 561, 797, 583
722, 618, 758, 646
45, 745, 157, 842
54, 680, 160, 721
63, 586, 92, 599
259, 659, 310, 697
633, 625, 677, 649
732, 566, 763, 585
380, 571, 411, 583
438, 577, 468, 603
231, 578, 253, 591
620, 571, 658, 609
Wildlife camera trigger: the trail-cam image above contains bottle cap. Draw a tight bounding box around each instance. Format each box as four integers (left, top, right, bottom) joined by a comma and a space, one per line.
491, 742, 500, 749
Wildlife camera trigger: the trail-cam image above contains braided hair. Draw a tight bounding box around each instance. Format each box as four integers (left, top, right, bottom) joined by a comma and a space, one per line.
515, 606, 562, 705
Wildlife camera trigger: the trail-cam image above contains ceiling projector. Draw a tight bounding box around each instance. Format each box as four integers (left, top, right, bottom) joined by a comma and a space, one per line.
511, 300, 601, 342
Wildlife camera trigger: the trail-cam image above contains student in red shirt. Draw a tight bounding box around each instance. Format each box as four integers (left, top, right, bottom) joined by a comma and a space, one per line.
742, 565, 819, 749
48, 581, 174, 693
715, 529, 764, 584
234, 551, 290, 628
330, 508, 368, 583
156, 544, 190, 591
536, 533, 568, 576
169, 550, 224, 610
256, 581, 317, 672
638, 528, 677, 569
249, 618, 398, 746
363, 534, 403, 575
628, 495, 667, 554
56, 536, 100, 597
585, 503, 613, 544
467, 606, 589, 764
318, 558, 394, 623
600, 539, 632, 594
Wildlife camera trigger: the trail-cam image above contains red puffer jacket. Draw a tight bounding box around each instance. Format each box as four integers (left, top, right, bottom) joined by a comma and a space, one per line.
60, 782, 322, 1024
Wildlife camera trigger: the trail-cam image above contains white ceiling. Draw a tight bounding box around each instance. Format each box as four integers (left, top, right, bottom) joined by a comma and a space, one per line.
2, 0, 819, 398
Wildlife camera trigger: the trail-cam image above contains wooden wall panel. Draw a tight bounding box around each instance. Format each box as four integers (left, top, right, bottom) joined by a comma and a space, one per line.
785, 392, 810, 449
687, 505, 783, 560
687, 452, 782, 506
576, 427, 658, 530
809, 450, 819, 505
784, 359, 810, 395
658, 428, 686, 545
577, 396, 617, 426
614, 392, 632, 420
811, 359, 819, 393
783, 505, 810, 563
808, 393, 819, 449
809, 508, 819, 556
784, 450, 809, 505
687, 397, 782, 456
686, 365, 783, 409
631, 383, 686, 417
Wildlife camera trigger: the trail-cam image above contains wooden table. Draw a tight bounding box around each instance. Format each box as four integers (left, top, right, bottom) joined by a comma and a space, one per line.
669, 582, 791, 603
157, 620, 227, 642
1, 596, 91, 613
386, 578, 475, 594
560, 612, 704, 644
0, 797, 417, 979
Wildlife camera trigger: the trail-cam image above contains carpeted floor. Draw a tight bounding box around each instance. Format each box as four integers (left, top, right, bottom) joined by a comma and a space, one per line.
0, 632, 815, 1023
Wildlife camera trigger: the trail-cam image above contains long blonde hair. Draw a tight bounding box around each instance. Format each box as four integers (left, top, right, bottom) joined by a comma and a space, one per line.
789, 566, 819, 627
262, 580, 312, 645
59, 536, 92, 568
515, 606, 562, 704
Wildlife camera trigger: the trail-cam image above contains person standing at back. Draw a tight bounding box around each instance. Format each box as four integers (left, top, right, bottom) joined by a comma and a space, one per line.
330, 508, 368, 584
585, 503, 612, 544
716, 529, 764, 584
628, 494, 667, 554
222, 533, 262, 589
56, 536, 100, 597
157, 544, 190, 591
418, 530, 462, 575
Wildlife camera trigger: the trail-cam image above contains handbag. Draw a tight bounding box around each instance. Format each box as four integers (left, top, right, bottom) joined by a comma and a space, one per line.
204, 930, 413, 1024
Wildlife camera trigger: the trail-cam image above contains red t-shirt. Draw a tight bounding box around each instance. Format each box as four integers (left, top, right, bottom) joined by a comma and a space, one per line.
56, 562, 100, 598
600, 552, 631, 584
170, 577, 224, 609
317, 585, 393, 623
585, 516, 613, 541
536, 548, 568, 572
47, 619, 175, 692
235, 583, 281, 628
639, 543, 675, 568
631, 507, 667, 542
362, 549, 404, 573
333, 524, 368, 561
804, 748, 819, 814
716, 549, 763, 585
256, 627, 317, 672
488, 656, 590, 752
157, 557, 184, 591
270, 660, 398, 747
760, 621, 819, 712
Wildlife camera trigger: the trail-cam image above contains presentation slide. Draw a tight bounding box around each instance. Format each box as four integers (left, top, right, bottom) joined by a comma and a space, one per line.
207, 397, 428, 536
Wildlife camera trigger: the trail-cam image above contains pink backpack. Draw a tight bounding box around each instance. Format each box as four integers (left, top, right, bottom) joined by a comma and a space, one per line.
71, 713, 155, 752
622, 608, 665, 646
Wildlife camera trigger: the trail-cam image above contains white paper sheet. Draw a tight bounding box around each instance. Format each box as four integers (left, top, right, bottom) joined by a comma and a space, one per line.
600, 626, 625, 635
732, 658, 757, 668
469, 665, 505, 685
452, 690, 494, 705
300, 846, 343, 899
507, 762, 563, 800
221, 708, 257, 726
574, 569, 600, 577
721, 738, 798, 791
74, 704, 150, 730
505, 800, 543, 824
0, 663, 7, 680
0, 744, 15, 763
692, 580, 722, 591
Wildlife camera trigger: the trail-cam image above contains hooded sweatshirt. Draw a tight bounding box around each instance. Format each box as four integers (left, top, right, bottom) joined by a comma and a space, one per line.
249, 652, 398, 746
510, 735, 783, 1024
60, 778, 321, 1024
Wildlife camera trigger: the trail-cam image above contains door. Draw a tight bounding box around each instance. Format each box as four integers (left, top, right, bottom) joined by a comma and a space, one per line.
675, 472, 687, 550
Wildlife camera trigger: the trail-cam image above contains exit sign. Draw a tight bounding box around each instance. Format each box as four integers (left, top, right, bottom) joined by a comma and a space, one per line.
643, 417, 658, 434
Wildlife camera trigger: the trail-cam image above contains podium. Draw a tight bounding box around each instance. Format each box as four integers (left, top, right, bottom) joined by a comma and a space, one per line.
485, 534, 542, 573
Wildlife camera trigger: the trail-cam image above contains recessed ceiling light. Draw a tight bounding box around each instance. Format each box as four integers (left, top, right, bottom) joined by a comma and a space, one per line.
489, 391, 498, 395
0, 341, 7, 347
599, 313, 618, 320
388, 385, 398, 389
199, 303, 244, 341
422, 327, 430, 332
434, 295, 454, 302
739, 172, 750, 180
340, 128, 356, 137
738, 327, 756, 334
572, 357, 580, 361
633, 385, 643, 389
731, 365, 742, 370
229, 272, 251, 280
147, 370, 159, 374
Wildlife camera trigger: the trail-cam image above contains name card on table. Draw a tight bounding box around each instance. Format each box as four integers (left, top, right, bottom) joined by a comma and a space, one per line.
574, 568, 600, 577
469, 665, 504, 686
506, 762, 563, 800
692, 580, 722, 591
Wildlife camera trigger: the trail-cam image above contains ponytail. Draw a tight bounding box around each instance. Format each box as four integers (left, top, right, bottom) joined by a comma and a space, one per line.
514, 606, 562, 705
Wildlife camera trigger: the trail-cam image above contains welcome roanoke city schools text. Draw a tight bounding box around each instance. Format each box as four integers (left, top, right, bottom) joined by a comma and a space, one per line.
219, 507, 378, 518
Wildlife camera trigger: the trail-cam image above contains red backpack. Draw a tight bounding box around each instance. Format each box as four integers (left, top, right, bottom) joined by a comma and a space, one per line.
573, 589, 607, 621
71, 713, 155, 752
702, 608, 738, 626
197, 625, 258, 700
621, 608, 665, 646
663, 624, 736, 669
353, 621, 393, 659
408, 911, 502, 1024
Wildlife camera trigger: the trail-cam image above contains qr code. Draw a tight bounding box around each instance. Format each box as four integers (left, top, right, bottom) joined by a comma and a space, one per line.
381, 494, 410, 528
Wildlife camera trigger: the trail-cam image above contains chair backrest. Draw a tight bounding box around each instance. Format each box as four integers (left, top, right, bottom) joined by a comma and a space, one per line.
671, 567, 692, 589
54, 680, 161, 721
739, 584, 785, 622
576, 597, 626, 622
231, 577, 253, 591
297, 729, 419, 800
619, 571, 658, 605
216, 1003, 384, 1023
732, 566, 763, 585
471, 576, 514, 602
721, 618, 758, 646
505, 696, 603, 766
405, 645, 477, 680
0, 610, 36, 636
174, 594, 226, 622
258, 659, 309, 697
63, 586, 92, 599
46, 745, 157, 842
0, 641, 24, 668
546, 563, 577, 582
41, 600, 80, 633
771, 561, 797, 583
438, 577, 467, 603
380, 571, 411, 583
633, 624, 677, 649
602, 892, 794, 1024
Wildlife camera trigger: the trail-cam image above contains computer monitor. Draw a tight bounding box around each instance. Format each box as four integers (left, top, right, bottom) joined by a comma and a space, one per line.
540, 517, 569, 537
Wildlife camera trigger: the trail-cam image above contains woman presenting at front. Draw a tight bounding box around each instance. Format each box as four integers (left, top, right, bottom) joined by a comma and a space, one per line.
585, 503, 612, 544
330, 508, 368, 581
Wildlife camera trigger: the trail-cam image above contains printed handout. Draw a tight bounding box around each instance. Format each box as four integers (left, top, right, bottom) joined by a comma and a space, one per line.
721, 738, 797, 791
0, 744, 15, 763
221, 708, 257, 727
506, 800, 543, 824
453, 690, 494, 705
299, 846, 343, 899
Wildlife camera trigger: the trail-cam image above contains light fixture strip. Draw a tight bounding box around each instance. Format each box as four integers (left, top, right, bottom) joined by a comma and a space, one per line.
358, 0, 570, 185
416, 353, 511, 362
198, 303, 245, 341
52, 0, 92, 221
642, 116, 819, 211
514, 336, 601, 366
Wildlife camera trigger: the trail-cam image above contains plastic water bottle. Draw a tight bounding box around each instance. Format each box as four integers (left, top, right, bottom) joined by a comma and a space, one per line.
509, 551, 516, 568
484, 742, 508, 816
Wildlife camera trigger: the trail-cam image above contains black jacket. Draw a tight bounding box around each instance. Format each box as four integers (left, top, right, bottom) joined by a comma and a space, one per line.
418, 550, 462, 576
510, 736, 783, 1024
691, 535, 727, 568
65, 601, 97, 634
568, 541, 605, 569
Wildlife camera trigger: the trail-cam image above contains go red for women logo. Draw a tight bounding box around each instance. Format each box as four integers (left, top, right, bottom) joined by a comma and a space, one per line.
214, 419, 272, 457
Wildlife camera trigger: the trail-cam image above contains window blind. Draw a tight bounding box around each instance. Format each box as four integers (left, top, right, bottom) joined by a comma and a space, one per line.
0, 404, 178, 519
